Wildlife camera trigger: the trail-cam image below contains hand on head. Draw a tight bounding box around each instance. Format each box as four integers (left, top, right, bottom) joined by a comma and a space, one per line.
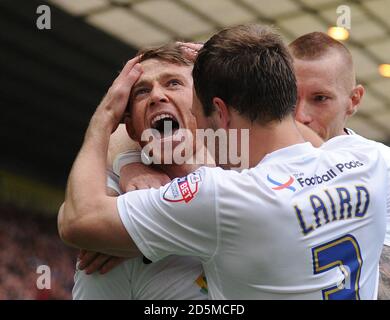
177, 42, 203, 62
94, 56, 143, 133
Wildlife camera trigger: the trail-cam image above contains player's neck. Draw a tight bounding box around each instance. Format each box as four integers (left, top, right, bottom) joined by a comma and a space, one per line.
247, 117, 306, 167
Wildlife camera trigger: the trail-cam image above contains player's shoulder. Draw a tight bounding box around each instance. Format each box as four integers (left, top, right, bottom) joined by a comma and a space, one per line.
366, 139, 390, 161
160, 167, 217, 204
320, 134, 389, 178
207, 143, 321, 192
196, 165, 242, 180
322, 133, 383, 153
341, 129, 390, 162
180, 166, 254, 199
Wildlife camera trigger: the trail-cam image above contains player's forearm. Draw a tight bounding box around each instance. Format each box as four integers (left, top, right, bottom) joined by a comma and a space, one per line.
378, 245, 390, 300
60, 111, 113, 245
60, 57, 143, 253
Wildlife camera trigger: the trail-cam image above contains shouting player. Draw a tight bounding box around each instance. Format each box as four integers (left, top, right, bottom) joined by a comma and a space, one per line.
71, 43, 209, 300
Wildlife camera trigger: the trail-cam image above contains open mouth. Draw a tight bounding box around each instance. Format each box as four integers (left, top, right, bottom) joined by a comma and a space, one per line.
151, 113, 180, 137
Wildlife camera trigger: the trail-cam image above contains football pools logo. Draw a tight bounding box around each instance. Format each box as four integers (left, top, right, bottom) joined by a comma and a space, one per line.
267, 174, 296, 192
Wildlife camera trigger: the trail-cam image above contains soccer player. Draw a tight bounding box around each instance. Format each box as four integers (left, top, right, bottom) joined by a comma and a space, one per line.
59, 24, 388, 299
73, 42, 322, 300
72, 43, 208, 300
289, 32, 390, 299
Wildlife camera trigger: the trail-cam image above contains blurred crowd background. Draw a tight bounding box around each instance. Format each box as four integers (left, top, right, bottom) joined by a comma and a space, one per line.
0, 204, 76, 299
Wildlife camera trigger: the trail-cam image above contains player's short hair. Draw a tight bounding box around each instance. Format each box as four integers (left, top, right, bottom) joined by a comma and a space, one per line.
288, 32, 352, 63
137, 42, 194, 66
192, 24, 297, 124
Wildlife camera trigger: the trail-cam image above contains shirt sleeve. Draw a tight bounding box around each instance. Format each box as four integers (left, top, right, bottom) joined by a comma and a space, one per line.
116, 167, 218, 262
106, 169, 122, 195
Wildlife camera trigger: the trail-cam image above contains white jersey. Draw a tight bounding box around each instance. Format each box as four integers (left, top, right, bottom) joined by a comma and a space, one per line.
117, 136, 388, 299
73, 170, 207, 300
345, 128, 390, 246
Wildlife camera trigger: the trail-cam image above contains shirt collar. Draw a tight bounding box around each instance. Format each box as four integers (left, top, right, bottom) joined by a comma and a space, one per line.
344, 127, 356, 135
320, 133, 362, 150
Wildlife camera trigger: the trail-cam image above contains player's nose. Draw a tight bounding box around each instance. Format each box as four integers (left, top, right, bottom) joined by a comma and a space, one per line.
295, 100, 313, 126
148, 85, 168, 107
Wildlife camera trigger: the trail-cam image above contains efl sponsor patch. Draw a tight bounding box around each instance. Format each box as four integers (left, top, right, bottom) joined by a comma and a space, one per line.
163, 172, 202, 203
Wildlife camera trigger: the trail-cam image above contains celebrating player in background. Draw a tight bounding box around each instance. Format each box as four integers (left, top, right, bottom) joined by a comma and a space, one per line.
59, 24, 388, 299
289, 32, 390, 299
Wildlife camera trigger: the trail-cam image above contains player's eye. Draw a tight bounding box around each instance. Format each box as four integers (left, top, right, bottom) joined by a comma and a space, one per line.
134, 87, 150, 97
167, 79, 181, 87
314, 95, 329, 102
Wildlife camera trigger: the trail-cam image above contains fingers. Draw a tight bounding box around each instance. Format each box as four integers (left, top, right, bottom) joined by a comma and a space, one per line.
120, 176, 137, 192
100, 257, 127, 274
177, 41, 203, 51
124, 181, 165, 191
149, 180, 165, 189
137, 183, 152, 190
149, 176, 171, 189
84, 254, 111, 275
160, 175, 172, 185
181, 47, 198, 62
78, 251, 99, 270
111, 63, 143, 100
176, 42, 203, 62
78, 251, 126, 275
119, 163, 171, 192
98, 59, 143, 124
111, 56, 143, 99
123, 63, 143, 91
124, 184, 137, 192
116, 56, 141, 82
78, 249, 87, 260
121, 175, 171, 192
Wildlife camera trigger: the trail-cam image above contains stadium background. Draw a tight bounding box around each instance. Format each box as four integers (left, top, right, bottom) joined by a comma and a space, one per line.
0, 0, 389, 299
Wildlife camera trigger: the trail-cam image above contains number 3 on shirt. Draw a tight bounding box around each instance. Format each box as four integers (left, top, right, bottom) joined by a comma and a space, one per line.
312, 234, 363, 300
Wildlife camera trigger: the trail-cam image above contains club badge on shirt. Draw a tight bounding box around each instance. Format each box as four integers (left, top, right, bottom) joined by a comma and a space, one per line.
163, 171, 202, 203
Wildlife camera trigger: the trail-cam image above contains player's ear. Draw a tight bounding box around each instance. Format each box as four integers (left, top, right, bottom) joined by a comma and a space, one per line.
347, 85, 365, 116
211, 97, 230, 129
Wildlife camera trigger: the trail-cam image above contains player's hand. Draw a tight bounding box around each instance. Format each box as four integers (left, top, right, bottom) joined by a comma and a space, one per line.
177, 42, 203, 62
94, 56, 143, 132
120, 163, 171, 192
78, 249, 127, 274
